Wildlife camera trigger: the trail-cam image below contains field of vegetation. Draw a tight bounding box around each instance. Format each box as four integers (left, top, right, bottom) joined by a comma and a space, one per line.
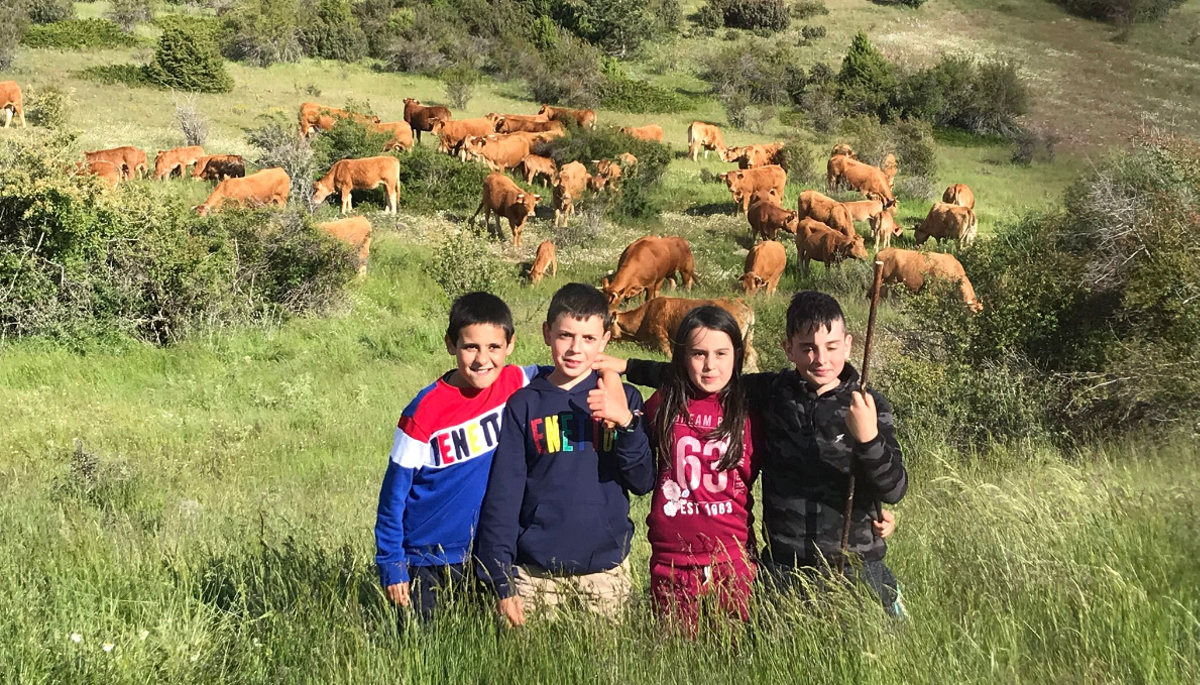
2, 0, 1199, 682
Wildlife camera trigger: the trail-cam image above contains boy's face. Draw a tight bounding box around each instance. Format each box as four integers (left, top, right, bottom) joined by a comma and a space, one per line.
445, 323, 514, 390
783, 318, 853, 393
542, 314, 610, 381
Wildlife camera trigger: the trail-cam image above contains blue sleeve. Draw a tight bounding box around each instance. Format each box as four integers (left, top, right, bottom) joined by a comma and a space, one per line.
474, 403, 528, 599
615, 386, 655, 495
374, 429, 416, 586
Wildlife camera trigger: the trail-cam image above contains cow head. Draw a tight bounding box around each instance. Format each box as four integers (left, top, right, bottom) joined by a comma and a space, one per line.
403, 98, 419, 106
831, 143, 856, 158
430, 118, 446, 134
193, 203, 211, 217
848, 235, 868, 260
740, 272, 767, 296
537, 104, 551, 116
311, 178, 334, 205
784, 210, 800, 234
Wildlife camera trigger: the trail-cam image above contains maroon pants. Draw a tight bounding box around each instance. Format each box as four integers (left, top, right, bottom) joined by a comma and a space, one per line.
649, 554, 756, 637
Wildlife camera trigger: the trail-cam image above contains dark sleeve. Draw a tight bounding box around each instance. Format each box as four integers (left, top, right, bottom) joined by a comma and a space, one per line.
624, 359, 667, 388
614, 387, 655, 495
853, 391, 907, 504
740, 372, 778, 410
473, 403, 528, 599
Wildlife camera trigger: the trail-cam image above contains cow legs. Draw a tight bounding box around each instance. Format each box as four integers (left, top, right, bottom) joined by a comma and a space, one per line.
3, 108, 11, 128
469, 201, 484, 230
387, 181, 398, 214
510, 219, 522, 248
341, 189, 352, 214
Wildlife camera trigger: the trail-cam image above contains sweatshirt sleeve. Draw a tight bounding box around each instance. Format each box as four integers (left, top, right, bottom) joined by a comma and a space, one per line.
614, 386, 655, 495
474, 403, 528, 599
624, 359, 668, 389
740, 372, 779, 412
853, 391, 907, 504
374, 424, 426, 586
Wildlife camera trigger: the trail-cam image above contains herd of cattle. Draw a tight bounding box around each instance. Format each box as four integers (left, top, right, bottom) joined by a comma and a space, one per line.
1, 78, 985, 357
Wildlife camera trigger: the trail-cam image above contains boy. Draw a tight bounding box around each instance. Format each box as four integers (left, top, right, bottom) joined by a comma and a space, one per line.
374, 291, 543, 622
474, 283, 656, 626
603, 291, 907, 615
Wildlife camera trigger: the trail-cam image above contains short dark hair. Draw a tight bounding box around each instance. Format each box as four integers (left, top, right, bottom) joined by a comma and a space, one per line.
546, 283, 611, 328
446, 292, 514, 344
786, 290, 846, 338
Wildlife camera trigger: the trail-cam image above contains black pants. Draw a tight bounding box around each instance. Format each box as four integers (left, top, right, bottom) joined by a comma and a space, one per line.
408, 563, 479, 623
760, 558, 907, 619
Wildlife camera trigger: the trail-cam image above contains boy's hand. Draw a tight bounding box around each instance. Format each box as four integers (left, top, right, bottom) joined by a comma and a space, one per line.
385, 582, 410, 607
498, 596, 526, 627
588, 372, 633, 428
591, 354, 628, 376
847, 390, 879, 444
873, 508, 896, 539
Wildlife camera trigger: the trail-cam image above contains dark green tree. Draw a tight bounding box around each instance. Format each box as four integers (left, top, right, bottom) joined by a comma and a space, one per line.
836, 31, 896, 120
144, 26, 235, 93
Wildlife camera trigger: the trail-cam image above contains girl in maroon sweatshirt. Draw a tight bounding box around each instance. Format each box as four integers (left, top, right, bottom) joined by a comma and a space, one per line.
644, 306, 762, 635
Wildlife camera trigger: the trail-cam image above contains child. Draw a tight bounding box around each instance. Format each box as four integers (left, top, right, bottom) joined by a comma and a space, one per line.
474, 283, 656, 626
374, 291, 544, 622
604, 291, 907, 616
643, 305, 762, 635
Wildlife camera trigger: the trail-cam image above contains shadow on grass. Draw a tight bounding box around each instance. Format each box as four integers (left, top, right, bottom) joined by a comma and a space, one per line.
684, 202, 736, 217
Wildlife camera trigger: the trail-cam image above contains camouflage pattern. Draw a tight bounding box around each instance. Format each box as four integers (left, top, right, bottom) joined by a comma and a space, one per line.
627, 360, 906, 566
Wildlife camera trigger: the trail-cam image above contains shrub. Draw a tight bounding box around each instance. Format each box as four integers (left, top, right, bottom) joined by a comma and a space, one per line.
897, 0, 928, 6
28, 0, 74, 24
154, 14, 223, 42
220, 0, 305, 66
837, 31, 896, 119
0, 0, 25, 70
298, 0, 368, 62
108, 0, 153, 33
145, 26, 235, 94
427, 226, 507, 300
245, 113, 315, 208
310, 118, 392, 177
441, 63, 480, 110
800, 86, 841, 133
599, 60, 692, 113
77, 64, 152, 87
700, 37, 806, 108
845, 116, 938, 196
777, 138, 819, 184
791, 0, 829, 18
396, 145, 491, 214
1011, 126, 1061, 165
25, 85, 73, 129
175, 97, 209, 147
541, 126, 673, 221
695, 2, 724, 29
551, 0, 661, 56
525, 32, 606, 107
1051, 0, 1186, 25
21, 18, 141, 50
799, 24, 826, 45
707, 0, 791, 32
963, 59, 1028, 137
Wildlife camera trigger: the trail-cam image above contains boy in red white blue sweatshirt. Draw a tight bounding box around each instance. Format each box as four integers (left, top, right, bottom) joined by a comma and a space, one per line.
374, 292, 544, 622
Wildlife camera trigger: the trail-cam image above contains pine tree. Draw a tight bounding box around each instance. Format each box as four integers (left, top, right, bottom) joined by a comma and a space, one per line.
144, 26, 234, 94
836, 31, 896, 120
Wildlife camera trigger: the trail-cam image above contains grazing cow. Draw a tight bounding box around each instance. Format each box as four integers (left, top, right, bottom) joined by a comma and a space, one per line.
740, 241, 787, 296
298, 102, 380, 137
1, 81, 26, 127
602, 236, 695, 309
719, 165, 787, 215
74, 160, 122, 188
312, 156, 401, 215
914, 202, 978, 248
528, 240, 558, 284
520, 155, 558, 186
796, 219, 868, 275
796, 190, 856, 238
553, 161, 592, 227
942, 183, 975, 210
495, 116, 564, 135
368, 121, 414, 152
881, 153, 898, 188
431, 117, 494, 155
470, 172, 540, 248
619, 124, 664, 142
872, 247, 982, 313
842, 199, 886, 223
723, 142, 784, 169
747, 194, 799, 241
193, 167, 290, 216
192, 154, 245, 182
538, 104, 596, 129
319, 216, 373, 277
85, 146, 148, 179
610, 296, 758, 372
485, 112, 548, 130
687, 121, 726, 162
403, 98, 452, 144
588, 158, 623, 192
868, 209, 903, 250
461, 134, 533, 172
829, 156, 896, 207
618, 152, 638, 168
153, 145, 205, 180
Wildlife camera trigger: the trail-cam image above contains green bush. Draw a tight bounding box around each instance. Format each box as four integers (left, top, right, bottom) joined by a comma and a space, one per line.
705, 0, 791, 32
76, 64, 151, 87
777, 138, 819, 184
1051, 0, 1186, 25
550, 0, 665, 56
441, 63, 480, 110
700, 37, 806, 108
108, 0, 152, 33
791, 0, 829, 18
427, 226, 508, 301
599, 61, 692, 113
695, 2, 723, 29
0, 0, 26, 70
837, 31, 896, 119
220, 0, 305, 66
21, 18, 141, 50
24, 85, 72, 129
310, 118, 392, 177
396, 145, 491, 214
541, 126, 673, 221
799, 24, 826, 44
154, 14, 223, 42
144, 26, 234, 94
526, 31, 606, 107
298, 0, 368, 62
28, 0, 74, 24
897, 0, 928, 6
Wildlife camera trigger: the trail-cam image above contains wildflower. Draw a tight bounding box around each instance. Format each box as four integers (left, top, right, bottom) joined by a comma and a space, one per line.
69, 633, 82, 643
102, 642, 115, 653
138, 630, 149, 641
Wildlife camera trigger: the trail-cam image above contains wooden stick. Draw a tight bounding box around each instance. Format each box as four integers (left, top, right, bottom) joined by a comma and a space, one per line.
839, 260, 886, 575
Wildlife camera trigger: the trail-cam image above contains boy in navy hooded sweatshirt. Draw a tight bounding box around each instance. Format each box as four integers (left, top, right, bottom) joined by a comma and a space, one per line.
475, 283, 655, 626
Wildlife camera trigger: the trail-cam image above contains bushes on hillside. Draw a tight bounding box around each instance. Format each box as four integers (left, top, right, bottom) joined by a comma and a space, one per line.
299, 0, 368, 62
837, 31, 897, 119
428, 226, 508, 300
1052, 0, 1186, 25
0, 0, 26, 70
220, 0, 305, 66
599, 60, 692, 113
310, 118, 392, 175
245, 113, 314, 208
108, 0, 153, 33
396, 145, 492, 214
540, 126, 673, 221
25, 85, 73, 129
702, 0, 791, 32
145, 26, 235, 93
21, 18, 141, 50
28, 0, 74, 24
845, 116, 939, 199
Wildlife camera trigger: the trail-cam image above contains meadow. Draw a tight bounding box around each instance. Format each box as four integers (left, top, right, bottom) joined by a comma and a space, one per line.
3, 0, 1200, 682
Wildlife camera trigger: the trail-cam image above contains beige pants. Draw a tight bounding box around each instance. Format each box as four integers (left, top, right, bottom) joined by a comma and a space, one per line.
514, 559, 632, 621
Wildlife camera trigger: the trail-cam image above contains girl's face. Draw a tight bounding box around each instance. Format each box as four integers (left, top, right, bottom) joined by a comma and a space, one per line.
685, 327, 736, 395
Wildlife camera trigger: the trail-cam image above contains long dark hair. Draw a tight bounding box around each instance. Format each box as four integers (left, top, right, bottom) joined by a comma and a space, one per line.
654, 306, 748, 471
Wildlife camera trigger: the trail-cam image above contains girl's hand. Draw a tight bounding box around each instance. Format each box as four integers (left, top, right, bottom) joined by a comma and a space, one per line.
591, 354, 628, 375
873, 509, 896, 539
587, 372, 632, 428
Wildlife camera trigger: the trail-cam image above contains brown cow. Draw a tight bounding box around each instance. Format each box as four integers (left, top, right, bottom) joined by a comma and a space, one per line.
538, 104, 596, 129
73, 160, 122, 188
831, 143, 856, 158
192, 154, 245, 182
942, 183, 975, 210
747, 194, 799, 241
431, 118, 494, 155
298, 102, 380, 137
914, 202, 978, 248
588, 158, 623, 192
619, 124, 663, 142
470, 172, 540, 247
2, 81, 26, 127
193, 167, 290, 216
740, 240, 786, 296
602, 236, 695, 309
796, 219, 868, 275
719, 165, 787, 215
85, 146, 148, 179
687, 121, 726, 162
829, 155, 896, 207
842, 199, 886, 223
312, 156, 401, 215
368, 121, 414, 152
868, 209, 903, 251
462, 134, 533, 172
153, 145, 205, 180
872, 247, 982, 313
403, 98, 451, 144
797, 190, 856, 238
520, 155, 558, 186
723, 142, 784, 169
319, 216, 373, 277
553, 161, 592, 227
618, 152, 638, 168
485, 112, 548, 130
496, 116, 563, 135
882, 153, 898, 188
528, 240, 558, 284
609, 296, 758, 372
